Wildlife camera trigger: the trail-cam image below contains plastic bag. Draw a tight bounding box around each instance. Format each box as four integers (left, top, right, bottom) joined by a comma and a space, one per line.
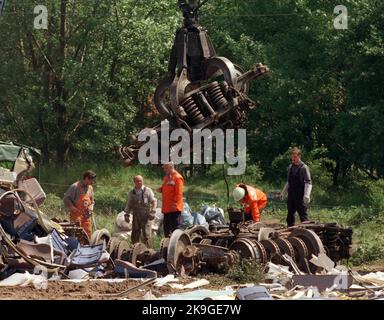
179, 202, 194, 229
201, 205, 226, 225
192, 212, 209, 229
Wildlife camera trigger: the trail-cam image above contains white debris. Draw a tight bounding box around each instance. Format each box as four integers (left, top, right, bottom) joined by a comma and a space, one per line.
154, 274, 179, 287
159, 289, 235, 300
169, 279, 209, 290
0, 273, 33, 287
35, 234, 52, 246
0, 272, 47, 288
99, 251, 110, 263
115, 211, 133, 234
306, 286, 320, 298
68, 269, 90, 280
291, 291, 306, 299
143, 290, 158, 300
225, 283, 254, 291
49, 272, 62, 281
335, 265, 349, 273
281, 254, 304, 275
266, 262, 294, 286
362, 272, 384, 282
203, 295, 234, 300
267, 262, 294, 276
310, 254, 335, 273
258, 283, 288, 292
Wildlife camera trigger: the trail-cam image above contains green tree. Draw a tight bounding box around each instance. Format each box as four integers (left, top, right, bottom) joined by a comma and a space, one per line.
0, 0, 179, 164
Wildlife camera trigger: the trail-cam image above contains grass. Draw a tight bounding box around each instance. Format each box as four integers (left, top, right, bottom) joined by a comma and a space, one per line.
227, 259, 267, 283
35, 163, 384, 267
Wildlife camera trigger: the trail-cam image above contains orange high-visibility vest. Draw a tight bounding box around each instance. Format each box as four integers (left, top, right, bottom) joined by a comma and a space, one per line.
237, 184, 267, 222
69, 182, 93, 238
161, 171, 184, 214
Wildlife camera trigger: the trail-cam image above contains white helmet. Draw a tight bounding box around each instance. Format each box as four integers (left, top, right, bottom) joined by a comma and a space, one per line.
233, 187, 246, 202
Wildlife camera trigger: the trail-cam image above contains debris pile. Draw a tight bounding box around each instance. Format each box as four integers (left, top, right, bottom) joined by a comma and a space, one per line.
1, 142, 383, 300
135, 207, 353, 277
1, 177, 383, 300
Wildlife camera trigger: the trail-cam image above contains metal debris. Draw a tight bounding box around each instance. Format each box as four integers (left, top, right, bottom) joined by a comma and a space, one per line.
145, 209, 354, 277
118, 0, 269, 166
235, 286, 273, 300
114, 260, 157, 279
309, 253, 335, 273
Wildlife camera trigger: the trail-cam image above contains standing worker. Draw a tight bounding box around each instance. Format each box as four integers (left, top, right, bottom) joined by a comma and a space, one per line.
233, 184, 267, 222
157, 162, 184, 237
123, 175, 157, 248
64, 170, 96, 239
280, 147, 312, 227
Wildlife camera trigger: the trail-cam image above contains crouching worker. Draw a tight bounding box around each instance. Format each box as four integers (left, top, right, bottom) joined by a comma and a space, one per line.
232, 184, 268, 222
124, 175, 157, 248
64, 170, 96, 239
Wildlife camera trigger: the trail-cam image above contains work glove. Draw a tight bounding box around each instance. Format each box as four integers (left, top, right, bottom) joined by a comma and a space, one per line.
303, 196, 310, 206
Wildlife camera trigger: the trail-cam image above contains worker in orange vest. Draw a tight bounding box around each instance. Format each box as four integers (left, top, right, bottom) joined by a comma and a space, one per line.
157, 162, 184, 237
64, 170, 96, 239
232, 184, 267, 222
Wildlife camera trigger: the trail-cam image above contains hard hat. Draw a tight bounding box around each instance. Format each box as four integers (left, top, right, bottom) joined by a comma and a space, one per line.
233, 187, 246, 202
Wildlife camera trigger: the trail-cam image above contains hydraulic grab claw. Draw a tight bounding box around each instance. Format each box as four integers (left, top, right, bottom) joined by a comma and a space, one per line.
119, 0, 270, 166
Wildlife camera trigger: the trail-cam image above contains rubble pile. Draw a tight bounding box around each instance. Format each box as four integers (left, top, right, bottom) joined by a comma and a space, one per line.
1, 181, 383, 300
1, 142, 383, 300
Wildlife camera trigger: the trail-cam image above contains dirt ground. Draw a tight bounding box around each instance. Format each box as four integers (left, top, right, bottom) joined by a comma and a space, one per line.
1, 262, 383, 300
0, 279, 191, 300
0, 275, 226, 300
352, 261, 384, 273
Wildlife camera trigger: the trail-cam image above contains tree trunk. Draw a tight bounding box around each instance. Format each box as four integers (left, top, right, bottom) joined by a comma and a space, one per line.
55, 0, 69, 165
333, 160, 340, 186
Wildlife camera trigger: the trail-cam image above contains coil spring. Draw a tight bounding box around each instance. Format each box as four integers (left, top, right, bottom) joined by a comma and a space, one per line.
180, 96, 205, 125
324, 230, 339, 248
207, 82, 228, 110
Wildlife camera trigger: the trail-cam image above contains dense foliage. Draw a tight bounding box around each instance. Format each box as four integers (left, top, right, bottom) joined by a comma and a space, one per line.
1, 0, 383, 186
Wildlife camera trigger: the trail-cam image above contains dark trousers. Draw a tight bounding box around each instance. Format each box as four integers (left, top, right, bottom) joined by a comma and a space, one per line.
131, 214, 153, 248
287, 196, 308, 227
163, 211, 181, 237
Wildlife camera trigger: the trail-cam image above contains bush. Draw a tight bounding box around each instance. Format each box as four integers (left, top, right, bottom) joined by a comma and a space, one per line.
367, 179, 384, 210
270, 146, 334, 201
227, 259, 266, 283
40, 194, 67, 218
351, 240, 384, 265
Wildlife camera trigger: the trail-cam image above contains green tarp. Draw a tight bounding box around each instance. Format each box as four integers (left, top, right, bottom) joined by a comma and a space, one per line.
0, 141, 41, 162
